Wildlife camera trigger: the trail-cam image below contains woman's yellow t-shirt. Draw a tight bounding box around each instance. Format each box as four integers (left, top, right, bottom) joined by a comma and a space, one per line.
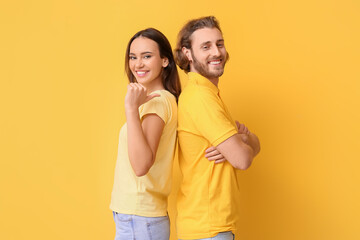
110, 90, 177, 217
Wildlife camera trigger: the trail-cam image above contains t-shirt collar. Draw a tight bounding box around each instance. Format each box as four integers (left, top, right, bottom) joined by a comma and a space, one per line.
187, 72, 219, 94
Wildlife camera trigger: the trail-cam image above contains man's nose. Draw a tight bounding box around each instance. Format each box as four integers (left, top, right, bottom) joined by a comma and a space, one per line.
211, 46, 221, 57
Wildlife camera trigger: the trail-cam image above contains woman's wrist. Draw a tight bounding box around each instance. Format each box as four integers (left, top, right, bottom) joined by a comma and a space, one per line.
125, 107, 139, 119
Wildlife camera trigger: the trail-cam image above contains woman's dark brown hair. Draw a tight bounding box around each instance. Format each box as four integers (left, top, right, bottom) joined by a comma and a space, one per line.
125, 28, 181, 101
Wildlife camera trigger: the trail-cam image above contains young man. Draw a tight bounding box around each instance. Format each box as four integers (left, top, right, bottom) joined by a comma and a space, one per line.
174, 16, 261, 240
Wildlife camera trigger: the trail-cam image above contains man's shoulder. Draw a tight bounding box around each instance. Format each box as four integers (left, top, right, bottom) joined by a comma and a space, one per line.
179, 83, 215, 103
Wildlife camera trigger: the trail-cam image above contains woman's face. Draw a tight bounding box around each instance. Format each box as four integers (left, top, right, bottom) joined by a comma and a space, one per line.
129, 37, 168, 87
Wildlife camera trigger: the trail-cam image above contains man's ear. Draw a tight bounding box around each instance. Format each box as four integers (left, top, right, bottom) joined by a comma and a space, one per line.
162, 57, 169, 68
182, 47, 193, 62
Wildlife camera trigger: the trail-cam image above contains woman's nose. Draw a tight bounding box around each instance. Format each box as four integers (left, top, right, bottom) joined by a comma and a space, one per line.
135, 59, 144, 68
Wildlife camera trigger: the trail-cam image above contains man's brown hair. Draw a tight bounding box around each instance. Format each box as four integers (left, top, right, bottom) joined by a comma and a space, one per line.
174, 16, 223, 73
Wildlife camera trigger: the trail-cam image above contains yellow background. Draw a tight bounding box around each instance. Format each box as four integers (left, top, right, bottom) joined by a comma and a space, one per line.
1, 0, 359, 239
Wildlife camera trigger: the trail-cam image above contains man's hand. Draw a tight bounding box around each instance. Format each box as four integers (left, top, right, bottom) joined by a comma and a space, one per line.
205, 146, 226, 164
236, 120, 252, 144
239, 133, 249, 144
236, 120, 261, 157
205, 121, 251, 164
236, 120, 250, 135
205, 121, 258, 163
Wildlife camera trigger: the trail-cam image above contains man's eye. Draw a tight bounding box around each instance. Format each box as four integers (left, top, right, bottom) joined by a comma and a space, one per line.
217, 44, 224, 47
202, 46, 209, 50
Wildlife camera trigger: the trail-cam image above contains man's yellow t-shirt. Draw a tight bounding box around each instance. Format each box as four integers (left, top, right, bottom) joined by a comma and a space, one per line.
177, 72, 240, 239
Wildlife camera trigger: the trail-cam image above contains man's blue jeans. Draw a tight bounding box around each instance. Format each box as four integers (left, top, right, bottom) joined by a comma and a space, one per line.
179, 231, 235, 240
113, 212, 170, 240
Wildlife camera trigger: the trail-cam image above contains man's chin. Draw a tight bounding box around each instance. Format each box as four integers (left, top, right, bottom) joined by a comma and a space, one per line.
202, 72, 224, 79
193, 64, 225, 79
209, 69, 224, 78
209, 65, 225, 74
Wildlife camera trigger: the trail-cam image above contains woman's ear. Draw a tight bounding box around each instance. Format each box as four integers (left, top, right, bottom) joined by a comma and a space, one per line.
162, 57, 169, 68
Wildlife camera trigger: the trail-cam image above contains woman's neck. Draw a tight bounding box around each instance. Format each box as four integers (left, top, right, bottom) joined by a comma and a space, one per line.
144, 79, 165, 93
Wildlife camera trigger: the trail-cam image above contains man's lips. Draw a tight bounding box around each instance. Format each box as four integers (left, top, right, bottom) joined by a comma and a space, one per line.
208, 59, 222, 65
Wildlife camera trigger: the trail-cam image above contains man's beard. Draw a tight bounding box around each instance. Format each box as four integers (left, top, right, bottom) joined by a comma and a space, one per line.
191, 51, 227, 79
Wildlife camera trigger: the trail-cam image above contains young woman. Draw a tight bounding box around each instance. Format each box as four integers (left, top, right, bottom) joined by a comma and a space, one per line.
110, 28, 181, 240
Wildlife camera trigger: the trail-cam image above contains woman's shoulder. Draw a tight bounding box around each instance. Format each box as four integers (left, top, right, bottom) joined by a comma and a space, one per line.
150, 89, 176, 105
140, 89, 177, 124
141, 89, 176, 111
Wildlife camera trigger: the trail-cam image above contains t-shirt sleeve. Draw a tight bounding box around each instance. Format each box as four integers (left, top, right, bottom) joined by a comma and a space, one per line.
139, 93, 169, 124
186, 89, 238, 146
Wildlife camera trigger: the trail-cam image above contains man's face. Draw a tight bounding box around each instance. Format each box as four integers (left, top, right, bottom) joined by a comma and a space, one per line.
189, 27, 228, 80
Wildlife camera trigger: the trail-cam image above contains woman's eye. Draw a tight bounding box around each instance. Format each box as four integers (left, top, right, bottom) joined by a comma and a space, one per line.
144, 55, 151, 59
129, 56, 136, 60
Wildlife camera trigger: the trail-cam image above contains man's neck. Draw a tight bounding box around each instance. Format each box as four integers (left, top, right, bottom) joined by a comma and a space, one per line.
190, 71, 219, 87
207, 77, 219, 87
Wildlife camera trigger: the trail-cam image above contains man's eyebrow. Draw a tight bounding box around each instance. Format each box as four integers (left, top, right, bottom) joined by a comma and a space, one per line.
200, 39, 224, 45
200, 41, 212, 46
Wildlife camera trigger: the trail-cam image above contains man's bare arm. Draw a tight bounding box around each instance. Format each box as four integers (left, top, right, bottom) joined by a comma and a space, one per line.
205, 122, 260, 169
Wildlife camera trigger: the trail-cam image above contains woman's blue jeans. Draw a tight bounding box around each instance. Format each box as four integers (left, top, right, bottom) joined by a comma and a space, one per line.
113, 212, 170, 240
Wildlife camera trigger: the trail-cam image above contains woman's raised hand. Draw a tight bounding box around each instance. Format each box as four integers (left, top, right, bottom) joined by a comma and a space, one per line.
125, 83, 160, 111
